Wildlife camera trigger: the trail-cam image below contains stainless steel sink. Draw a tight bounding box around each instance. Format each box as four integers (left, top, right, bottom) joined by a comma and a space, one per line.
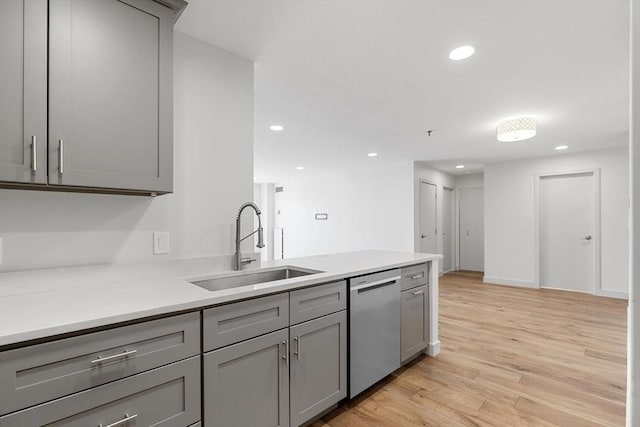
190, 266, 322, 292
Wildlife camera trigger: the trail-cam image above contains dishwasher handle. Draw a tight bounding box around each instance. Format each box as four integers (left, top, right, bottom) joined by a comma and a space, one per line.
351, 276, 401, 293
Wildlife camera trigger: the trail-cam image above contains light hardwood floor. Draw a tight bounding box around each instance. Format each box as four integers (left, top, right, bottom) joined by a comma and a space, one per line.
311, 271, 628, 427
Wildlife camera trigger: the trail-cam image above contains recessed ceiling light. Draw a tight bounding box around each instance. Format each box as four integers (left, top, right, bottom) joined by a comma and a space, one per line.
496, 117, 537, 142
269, 125, 284, 131
368, 152, 378, 157
456, 165, 465, 169
555, 145, 569, 150
449, 45, 475, 61
296, 166, 305, 170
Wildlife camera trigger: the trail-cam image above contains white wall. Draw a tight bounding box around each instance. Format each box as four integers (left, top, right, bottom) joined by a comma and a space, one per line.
628, 1, 639, 421
484, 146, 629, 296
0, 33, 254, 272
456, 173, 484, 188
273, 162, 414, 258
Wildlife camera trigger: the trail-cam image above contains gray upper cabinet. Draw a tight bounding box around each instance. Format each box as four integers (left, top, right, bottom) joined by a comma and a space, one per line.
401, 284, 429, 363
0, 0, 48, 185
48, 0, 174, 194
204, 329, 290, 427
290, 311, 347, 427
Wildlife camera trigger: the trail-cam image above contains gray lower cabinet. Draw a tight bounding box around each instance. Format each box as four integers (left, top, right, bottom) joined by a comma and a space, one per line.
0, 312, 200, 415
401, 284, 429, 362
289, 311, 347, 427
0, 356, 201, 427
48, 0, 175, 193
0, 0, 48, 185
203, 329, 290, 427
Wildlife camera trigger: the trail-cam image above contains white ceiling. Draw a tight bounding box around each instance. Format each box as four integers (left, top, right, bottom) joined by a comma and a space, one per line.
176, 0, 630, 181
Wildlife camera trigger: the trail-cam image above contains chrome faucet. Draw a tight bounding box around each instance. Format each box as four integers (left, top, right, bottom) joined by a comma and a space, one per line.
234, 202, 265, 270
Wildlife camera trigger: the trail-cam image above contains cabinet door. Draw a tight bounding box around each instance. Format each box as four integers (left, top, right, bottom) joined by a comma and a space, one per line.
49, 0, 173, 193
290, 311, 347, 427
203, 329, 290, 427
401, 284, 429, 362
0, 0, 47, 184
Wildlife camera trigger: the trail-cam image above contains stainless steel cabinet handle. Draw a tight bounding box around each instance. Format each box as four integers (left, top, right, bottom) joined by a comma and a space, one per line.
282, 340, 288, 364
351, 276, 401, 292
58, 139, 64, 174
412, 290, 424, 296
31, 136, 37, 172
100, 413, 138, 427
90, 349, 137, 365
294, 336, 301, 360
409, 273, 424, 280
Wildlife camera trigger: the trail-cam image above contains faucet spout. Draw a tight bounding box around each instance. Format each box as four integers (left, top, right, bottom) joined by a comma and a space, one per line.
234, 202, 265, 270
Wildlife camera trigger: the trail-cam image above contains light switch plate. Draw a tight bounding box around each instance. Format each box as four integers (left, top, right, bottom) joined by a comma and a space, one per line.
153, 231, 170, 255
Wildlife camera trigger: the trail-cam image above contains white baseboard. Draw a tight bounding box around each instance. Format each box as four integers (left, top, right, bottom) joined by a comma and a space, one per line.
425, 341, 441, 357
595, 289, 629, 299
483, 276, 537, 289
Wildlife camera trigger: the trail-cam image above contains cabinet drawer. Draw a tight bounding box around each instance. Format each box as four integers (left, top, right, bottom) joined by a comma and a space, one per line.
203, 293, 289, 352
0, 356, 200, 427
0, 312, 199, 415
290, 281, 346, 325
401, 263, 428, 291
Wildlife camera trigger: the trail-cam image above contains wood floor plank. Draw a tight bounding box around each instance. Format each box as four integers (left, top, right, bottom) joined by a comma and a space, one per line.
311, 271, 627, 427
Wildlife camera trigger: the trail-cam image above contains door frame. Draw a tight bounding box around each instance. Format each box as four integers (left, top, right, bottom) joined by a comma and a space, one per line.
534, 168, 601, 294
418, 179, 438, 254
442, 186, 455, 273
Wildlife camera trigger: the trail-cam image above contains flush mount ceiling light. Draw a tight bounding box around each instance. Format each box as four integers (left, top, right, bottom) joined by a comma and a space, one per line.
455, 165, 465, 169
496, 117, 537, 142
555, 145, 569, 150
296, 166, 305, 170
269, 125, 284, 131
367, 152, 378, 157
449, 45, 475, 61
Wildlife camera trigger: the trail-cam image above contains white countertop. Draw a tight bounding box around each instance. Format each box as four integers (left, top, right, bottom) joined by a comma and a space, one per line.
0, 250, 440, 347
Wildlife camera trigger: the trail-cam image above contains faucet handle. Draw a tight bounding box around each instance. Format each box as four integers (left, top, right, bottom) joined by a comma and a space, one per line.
240, 257, 257, 265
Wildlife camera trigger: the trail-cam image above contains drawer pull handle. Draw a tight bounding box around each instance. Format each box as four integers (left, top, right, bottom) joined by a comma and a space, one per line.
409, 273, 424, 280
100, 413, 138, 427
91, 349, 137, 365
412, 290, 424, 296
282, 340, 288, 365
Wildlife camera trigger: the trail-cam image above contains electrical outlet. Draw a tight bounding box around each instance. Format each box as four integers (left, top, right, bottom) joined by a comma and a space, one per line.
153, 232, 170, 255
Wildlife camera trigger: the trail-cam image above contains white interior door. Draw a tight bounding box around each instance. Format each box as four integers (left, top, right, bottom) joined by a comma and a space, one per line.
459, 187, 484, 271
539, 173, 595, 293
419, 182, 437, 254
442, 188, 454, 272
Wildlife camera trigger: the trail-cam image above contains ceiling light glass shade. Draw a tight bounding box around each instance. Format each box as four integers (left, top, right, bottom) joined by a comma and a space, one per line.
449, 45, 475, 61
496, 117, 537, 142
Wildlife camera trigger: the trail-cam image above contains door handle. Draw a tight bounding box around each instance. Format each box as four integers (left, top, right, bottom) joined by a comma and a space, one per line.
582, 235, 592, 241
281, 340, 288, 365
294, 336, 301, 360
421, 234, 427, 239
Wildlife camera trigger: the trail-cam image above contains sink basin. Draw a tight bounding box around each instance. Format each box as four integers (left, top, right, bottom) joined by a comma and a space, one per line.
190, 266, 322, 292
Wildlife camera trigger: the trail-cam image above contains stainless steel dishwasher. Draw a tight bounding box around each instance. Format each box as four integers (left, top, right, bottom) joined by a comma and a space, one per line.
349, 269, 401, 398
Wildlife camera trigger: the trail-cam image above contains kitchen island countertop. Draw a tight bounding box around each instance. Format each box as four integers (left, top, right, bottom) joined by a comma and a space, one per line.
0, 250, 441, 348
